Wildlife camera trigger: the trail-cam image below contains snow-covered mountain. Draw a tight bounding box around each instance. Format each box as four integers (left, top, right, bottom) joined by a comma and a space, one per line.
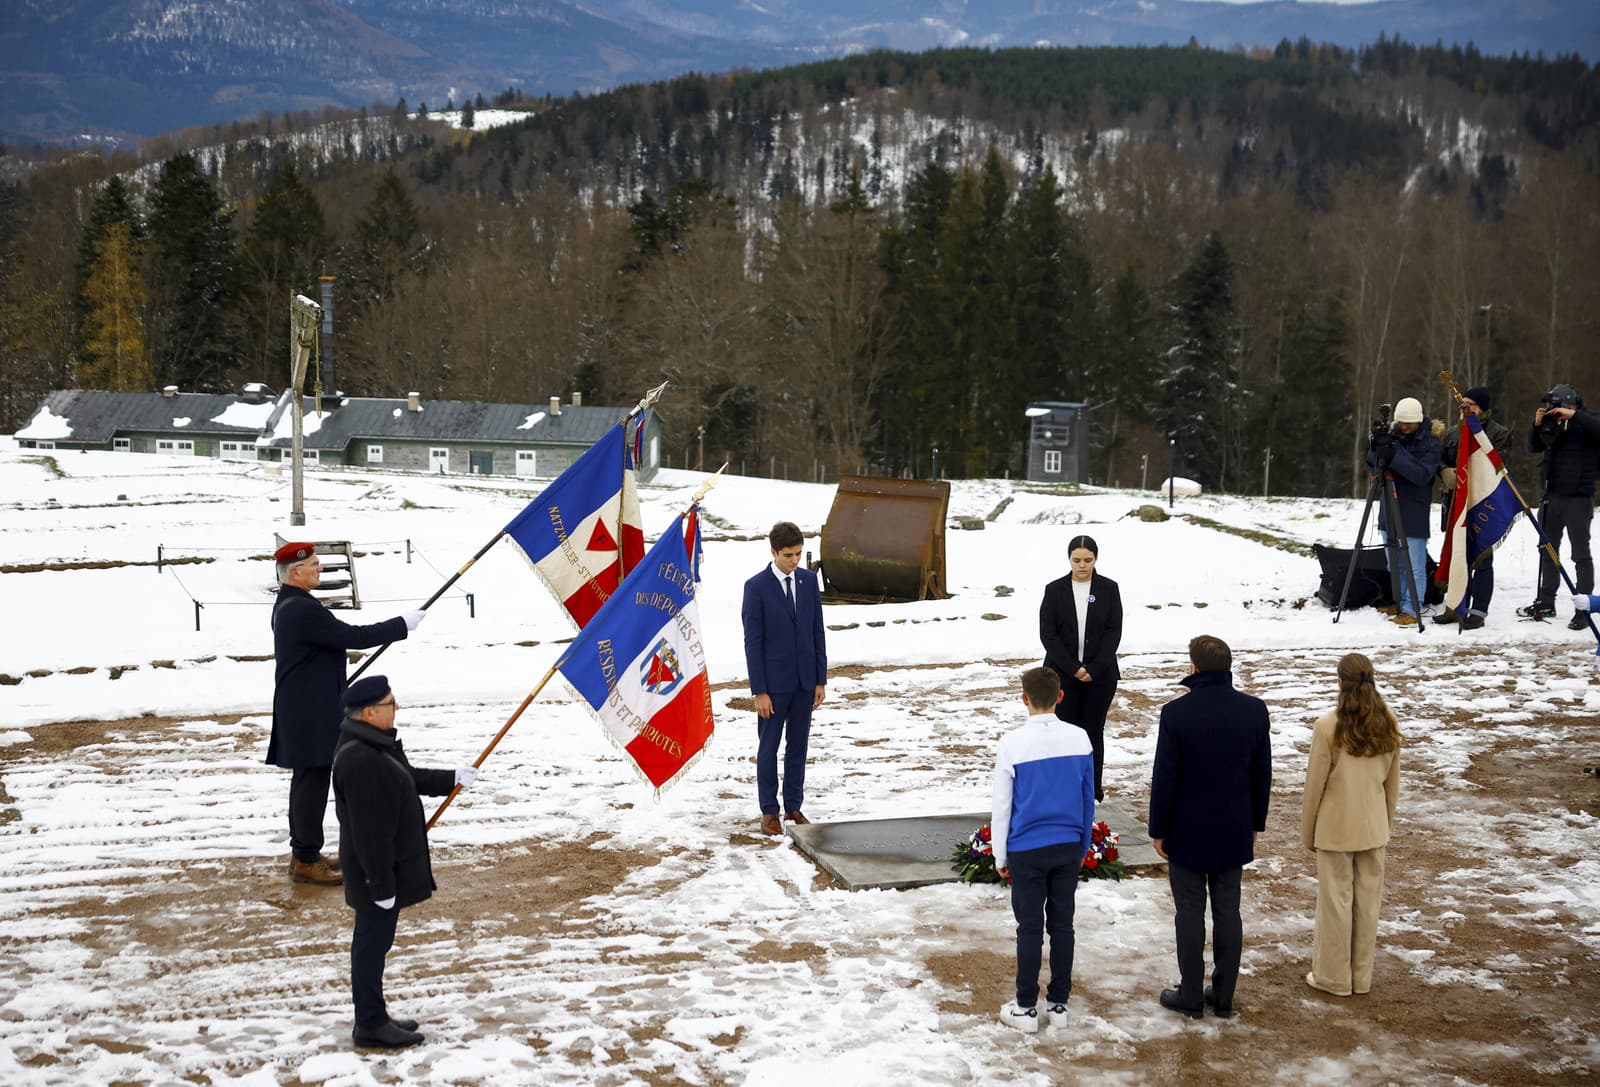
3, 0, 1594, 145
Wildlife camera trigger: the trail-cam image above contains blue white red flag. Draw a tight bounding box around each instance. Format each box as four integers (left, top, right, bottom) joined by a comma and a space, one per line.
503, 423, 646, 628
557, 509, 714, 792
1437, 413, 1519, 620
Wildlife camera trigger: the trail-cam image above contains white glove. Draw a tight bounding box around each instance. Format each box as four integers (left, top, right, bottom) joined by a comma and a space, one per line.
1573, 595, 1592, 612
403, 609, 427, 632
375, 896, 396, 910
455, 765, 478, 789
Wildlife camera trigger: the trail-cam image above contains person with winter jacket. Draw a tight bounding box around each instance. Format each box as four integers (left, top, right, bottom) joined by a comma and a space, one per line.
332, 675, 478, 1049
1365, 397, 1442, 626
1519, 383, 1600, 629
1435, 386, 1512, 629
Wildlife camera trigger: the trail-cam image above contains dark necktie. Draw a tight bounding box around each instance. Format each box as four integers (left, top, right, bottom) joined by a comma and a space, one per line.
785, 574, 796, 617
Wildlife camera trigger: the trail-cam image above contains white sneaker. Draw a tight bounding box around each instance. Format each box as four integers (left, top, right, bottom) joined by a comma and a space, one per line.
1042, 998, 1068, 1025
999, 1001, 1041, 1034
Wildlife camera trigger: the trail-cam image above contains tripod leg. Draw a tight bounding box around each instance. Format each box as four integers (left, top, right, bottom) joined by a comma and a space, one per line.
1383, 473, 1425, 634
1334, 476, 1385, 623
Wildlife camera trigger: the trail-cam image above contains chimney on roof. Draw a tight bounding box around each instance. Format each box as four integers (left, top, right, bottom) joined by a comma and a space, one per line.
162, 385, 178, 397
407, 391, 421, 412
319, 276, 336, 395
549, 395, 561, 416
241, 382, 268, 404
571, 390, 582, 407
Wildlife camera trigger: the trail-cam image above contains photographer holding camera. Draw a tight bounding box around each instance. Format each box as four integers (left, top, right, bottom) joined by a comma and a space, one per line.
1365, 397, 1442, 627
1518, 384, 1600, 628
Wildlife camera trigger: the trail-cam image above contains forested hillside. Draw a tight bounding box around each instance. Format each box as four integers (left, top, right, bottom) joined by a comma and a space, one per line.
2, 41, 1596, 496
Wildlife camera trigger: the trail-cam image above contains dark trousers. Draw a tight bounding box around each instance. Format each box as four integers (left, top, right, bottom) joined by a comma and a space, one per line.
352, 907, 400, 1028
288, 765, 332, 863
1009, 842, 1082, 1007
1168, 861, 1243, 1008
1537, 494, 1594, 605
1463, 556, 1495, 616
1054, 678, 1117, 801
756, 689, 813, 815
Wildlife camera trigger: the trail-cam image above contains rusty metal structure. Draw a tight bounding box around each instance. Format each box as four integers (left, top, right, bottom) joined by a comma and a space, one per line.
818, 476, 950, 603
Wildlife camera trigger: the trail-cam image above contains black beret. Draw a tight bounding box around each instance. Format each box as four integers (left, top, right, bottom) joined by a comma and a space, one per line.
343, 675, 391, 711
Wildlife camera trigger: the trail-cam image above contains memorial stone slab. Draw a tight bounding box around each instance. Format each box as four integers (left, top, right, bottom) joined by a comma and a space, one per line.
788, 800, 1163, 892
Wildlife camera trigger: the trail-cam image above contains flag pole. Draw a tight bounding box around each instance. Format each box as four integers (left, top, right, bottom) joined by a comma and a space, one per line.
1441, 369, 1600, 647
426, 656, 568, 830
354, 383, 672, 684
350, 529, 506, 682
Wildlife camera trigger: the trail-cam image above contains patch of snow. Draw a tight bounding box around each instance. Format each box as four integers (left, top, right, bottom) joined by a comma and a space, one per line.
517, 412, 547, 431
14, 406, 72, 440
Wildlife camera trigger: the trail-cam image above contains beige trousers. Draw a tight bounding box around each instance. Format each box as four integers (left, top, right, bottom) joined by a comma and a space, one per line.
1311, 846, 1386, 996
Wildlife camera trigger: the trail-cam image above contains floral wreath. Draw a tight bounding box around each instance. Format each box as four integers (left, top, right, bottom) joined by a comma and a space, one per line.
951, 821, 1126, 883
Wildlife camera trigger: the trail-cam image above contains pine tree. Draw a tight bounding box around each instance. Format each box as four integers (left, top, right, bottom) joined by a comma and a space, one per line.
1160, 233, 1244, 490
80, 222, 152, 391
461, 99, 476, 129
232, 163, 330, 380
146, 154, 236, 391
75, 177, 143, 337
343, 170, 432, 391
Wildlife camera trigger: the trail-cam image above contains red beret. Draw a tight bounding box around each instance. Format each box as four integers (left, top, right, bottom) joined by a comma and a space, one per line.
274, 541, 316, 564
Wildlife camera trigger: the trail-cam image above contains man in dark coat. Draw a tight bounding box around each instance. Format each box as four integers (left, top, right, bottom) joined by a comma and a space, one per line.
332, 675, 475, 1048
1365, 396, 1442, 626
1519, 383, 1600, 628
1147, 635, 1272, 1020
269, 541, 424, 885
1436, 386, 1512, 629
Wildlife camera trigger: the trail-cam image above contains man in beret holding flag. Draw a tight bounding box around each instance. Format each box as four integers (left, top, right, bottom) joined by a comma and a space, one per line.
332, 675, 476, 1048
269, 542, 426, 886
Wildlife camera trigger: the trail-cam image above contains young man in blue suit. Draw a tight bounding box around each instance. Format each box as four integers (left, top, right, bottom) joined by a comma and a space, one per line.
742, 521, 828, 835
1148, 634, 1272, 1020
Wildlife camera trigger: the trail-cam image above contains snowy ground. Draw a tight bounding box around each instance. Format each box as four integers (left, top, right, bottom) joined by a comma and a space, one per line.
1, 444, 1597, 1086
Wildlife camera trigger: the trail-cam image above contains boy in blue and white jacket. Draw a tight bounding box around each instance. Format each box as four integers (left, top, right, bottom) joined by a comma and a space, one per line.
991, 666, 1097, 1034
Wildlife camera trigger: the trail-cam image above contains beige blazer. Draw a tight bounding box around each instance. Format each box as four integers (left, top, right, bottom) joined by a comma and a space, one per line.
1300, 711, 1400, 852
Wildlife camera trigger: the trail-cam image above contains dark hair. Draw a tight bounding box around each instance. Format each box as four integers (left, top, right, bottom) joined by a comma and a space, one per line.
768, 521, 803, 551
1189, 634, 1232, 672
1067, 534, 1098, 557
1021, 666, 1061, 711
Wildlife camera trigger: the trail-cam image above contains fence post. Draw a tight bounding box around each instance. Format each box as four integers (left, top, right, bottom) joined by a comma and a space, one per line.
157, 544, 164, 572
466, 592, 476, 619
406, 538, 413, 564
194, 600, 203, 632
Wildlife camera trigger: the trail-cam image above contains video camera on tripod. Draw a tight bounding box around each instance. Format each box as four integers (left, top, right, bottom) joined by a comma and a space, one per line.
1368, 402, 1395, 467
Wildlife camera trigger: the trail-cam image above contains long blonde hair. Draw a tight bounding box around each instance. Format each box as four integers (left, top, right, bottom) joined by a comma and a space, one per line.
1332, 652, 1401, 757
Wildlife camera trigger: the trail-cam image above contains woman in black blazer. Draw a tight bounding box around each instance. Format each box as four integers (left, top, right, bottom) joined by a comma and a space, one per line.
1038, 534, 1123, 801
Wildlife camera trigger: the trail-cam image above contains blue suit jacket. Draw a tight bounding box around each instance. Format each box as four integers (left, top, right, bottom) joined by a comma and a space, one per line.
742, 565, 827, 696
1147, 670, 1272, 874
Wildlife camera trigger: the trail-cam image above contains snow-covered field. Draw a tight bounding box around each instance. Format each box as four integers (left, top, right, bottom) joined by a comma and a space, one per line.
1, 442, 1596, 1086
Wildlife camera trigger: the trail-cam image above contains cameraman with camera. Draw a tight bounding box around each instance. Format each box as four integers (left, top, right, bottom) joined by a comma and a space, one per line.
1365, 397, 1442, 627
1518, 384, 1600, 628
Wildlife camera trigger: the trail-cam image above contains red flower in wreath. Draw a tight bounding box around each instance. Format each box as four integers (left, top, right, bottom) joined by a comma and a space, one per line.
1083, 852, 1099, 870
1106, 846, 1119, 862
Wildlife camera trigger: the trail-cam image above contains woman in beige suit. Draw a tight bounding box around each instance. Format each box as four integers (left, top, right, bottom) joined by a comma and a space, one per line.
1302, 652, 1401, 997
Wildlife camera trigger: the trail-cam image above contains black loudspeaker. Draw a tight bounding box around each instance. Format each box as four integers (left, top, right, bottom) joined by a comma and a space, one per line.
1313, 543, 1446, 609
1313, 543, 1389, 609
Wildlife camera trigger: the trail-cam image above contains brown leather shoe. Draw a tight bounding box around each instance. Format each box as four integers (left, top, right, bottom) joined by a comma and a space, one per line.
319, 853, 341, 872
786, 811, 810, 825
760, 814, 782, 835
289, 857, 343, 885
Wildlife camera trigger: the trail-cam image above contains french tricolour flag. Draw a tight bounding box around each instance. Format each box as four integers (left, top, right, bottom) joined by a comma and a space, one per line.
558, 509, 714, 792
503, 423, 646, 628
1437, 413, 1519, 621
